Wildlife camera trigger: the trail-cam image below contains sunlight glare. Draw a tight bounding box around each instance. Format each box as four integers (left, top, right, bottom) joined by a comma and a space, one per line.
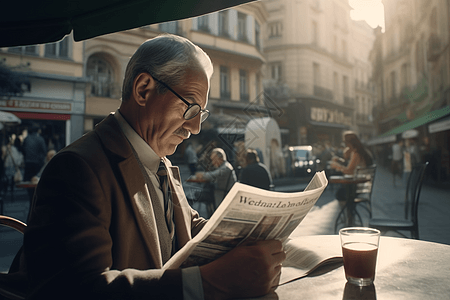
349, 0, 385, 30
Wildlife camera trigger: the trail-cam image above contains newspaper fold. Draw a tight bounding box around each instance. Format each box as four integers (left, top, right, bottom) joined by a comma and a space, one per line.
164, 171, 328, 270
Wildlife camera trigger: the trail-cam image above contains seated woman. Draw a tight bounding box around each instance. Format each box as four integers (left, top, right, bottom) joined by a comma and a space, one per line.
330, 132, 373, 201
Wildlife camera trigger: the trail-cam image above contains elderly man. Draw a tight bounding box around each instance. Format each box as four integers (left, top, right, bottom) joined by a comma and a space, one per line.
239, 148, 273, 190
21, 34, 284, 300
195, 148, 237, 208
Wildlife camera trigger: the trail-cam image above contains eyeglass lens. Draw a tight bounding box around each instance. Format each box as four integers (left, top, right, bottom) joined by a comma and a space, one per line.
185, 105, 209, 123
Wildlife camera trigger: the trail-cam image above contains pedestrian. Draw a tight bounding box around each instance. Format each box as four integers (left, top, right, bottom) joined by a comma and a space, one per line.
22, 124, 47, 181
3, 135, 24, 192
391, 139, 403, 186
239, 148, 273, 190
330, 131, 373, 201
19, 34, 284, 300
184, 141, 198, 175
195, 147, 237, 208
402, 130, 421, 187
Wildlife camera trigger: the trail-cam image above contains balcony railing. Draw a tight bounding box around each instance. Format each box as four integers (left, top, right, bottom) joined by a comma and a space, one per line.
240, 93, 249, 102
313, 85, 333, 100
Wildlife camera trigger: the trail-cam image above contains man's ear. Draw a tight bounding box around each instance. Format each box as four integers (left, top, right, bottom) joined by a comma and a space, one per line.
132, 73, 156, 106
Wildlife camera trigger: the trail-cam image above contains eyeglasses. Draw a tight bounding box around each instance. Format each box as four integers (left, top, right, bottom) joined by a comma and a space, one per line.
153, 77, 210, 123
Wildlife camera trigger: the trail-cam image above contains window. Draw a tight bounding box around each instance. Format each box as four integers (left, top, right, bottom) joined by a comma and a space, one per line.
239, 69, 249, 101
390, 71, 396, 100
343, 75, 349, 96
401, 64, 408, 92
86, 56, 114, 98
270, 62, 282, 82
313, 63, 320, 86
159, 21, 180, 35
415, 40, 424, 74
45, 37, 69, 58
219, 10, 229, 37
269, 21, 283, 38
220, 66, 230, 99
312, 21, 318, 45
8, 45, 38, 55
333, 72, 339, 98
255, 21, 261, 50
237, 12, 248, 42
198, 15, 209, 32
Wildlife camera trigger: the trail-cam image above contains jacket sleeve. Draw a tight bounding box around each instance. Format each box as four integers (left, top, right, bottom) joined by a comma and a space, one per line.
23, 152, 183, 300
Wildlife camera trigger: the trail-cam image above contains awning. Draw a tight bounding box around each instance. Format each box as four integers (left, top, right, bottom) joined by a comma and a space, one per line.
368, 106, 450, 146
0, 0, 256, 47
429, 115, 450, 134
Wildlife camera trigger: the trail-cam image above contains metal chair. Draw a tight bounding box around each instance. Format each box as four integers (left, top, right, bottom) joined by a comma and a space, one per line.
353, 164, 377, 218
334, 165, 377, 233
0, 215, 27, 300
369, 162, 428, 239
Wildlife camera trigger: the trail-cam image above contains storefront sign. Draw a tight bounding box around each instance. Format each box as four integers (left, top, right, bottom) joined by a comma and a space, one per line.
310, 107, 352, 126
0, 99, 72, 111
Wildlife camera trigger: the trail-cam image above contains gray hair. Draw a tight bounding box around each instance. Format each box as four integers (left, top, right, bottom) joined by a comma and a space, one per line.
211, 148, 227, 161
121, 34, 213, 102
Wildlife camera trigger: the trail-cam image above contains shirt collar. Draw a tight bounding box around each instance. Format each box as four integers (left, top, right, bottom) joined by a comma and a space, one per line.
114, 109, 162, 173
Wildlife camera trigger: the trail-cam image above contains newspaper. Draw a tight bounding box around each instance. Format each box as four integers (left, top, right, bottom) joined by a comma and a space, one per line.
163, 171, 328, 270
280, 235, 343, 285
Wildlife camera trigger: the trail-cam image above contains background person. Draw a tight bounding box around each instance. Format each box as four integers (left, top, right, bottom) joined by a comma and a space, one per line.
239, 148, 273, 190
184, 141, 198, 175
330, 132, 373, 201
195, 147, 237, 208
3, 135, 24, 192
391, 139, 403, 186
22, 124, 47, 181
19, 34, 284, 300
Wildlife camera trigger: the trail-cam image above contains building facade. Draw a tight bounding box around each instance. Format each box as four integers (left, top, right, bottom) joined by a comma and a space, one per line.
262, 0, 375, 147
369, 0, 450, 182
0, 36, 86, 149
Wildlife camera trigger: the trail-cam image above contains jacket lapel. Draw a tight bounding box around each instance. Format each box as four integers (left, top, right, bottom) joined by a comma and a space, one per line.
164, 159, 192, 248
95, 114, 163, 268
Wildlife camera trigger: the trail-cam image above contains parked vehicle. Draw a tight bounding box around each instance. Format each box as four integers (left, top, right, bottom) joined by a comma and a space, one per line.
288, 145, 318, 177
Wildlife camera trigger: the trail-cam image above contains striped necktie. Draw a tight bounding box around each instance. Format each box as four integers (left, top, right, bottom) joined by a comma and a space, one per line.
157, 160, 175, 240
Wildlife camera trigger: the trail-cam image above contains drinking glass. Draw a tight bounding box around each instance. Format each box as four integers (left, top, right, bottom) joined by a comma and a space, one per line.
339, 227, 380, 286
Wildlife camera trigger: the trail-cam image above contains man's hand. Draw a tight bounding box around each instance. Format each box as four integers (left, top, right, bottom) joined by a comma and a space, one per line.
199, 240, 286, 300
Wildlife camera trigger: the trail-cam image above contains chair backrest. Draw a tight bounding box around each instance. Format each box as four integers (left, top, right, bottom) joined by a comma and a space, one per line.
404, 162, 429, 221
0, 215, 27, 300
355, 164, 377, 196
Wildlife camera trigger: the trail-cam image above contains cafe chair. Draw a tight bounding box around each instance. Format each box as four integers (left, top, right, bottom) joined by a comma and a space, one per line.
369, 162, 428, 239
334, 165, 377, 233
354, 164, 377, 218
0, 215, 27, 300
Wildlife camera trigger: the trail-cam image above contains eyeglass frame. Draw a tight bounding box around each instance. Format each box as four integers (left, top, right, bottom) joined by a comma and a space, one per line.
152, 76, 210, 123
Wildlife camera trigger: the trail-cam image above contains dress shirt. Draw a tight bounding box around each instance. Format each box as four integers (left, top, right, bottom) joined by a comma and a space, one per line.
114, 110, 203, 300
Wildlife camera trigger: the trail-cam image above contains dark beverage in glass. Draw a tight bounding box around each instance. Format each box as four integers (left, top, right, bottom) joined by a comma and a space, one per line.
339, 227, 380, 286
342, 242, 378, 283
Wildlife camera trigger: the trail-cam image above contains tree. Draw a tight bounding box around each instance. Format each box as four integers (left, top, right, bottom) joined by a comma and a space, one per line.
0, 62, 29, 98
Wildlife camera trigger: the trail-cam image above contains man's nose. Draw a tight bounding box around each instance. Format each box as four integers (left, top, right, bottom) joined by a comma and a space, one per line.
184, 115, 202, 135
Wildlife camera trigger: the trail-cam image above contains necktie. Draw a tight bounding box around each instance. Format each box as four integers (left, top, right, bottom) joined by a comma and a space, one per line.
157, 160, 175, 240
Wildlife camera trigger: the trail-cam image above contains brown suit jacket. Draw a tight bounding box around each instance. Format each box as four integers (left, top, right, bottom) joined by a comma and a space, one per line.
23, 114, 207, 299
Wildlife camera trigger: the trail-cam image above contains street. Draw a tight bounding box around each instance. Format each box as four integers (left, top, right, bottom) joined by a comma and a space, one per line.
1, 163, 449, 273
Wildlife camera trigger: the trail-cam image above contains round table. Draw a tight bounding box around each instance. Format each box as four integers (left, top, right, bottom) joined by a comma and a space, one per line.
253, 235, 450, 300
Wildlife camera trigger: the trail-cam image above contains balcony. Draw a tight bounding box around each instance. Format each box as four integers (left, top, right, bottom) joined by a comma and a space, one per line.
313, 85, 333, 101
